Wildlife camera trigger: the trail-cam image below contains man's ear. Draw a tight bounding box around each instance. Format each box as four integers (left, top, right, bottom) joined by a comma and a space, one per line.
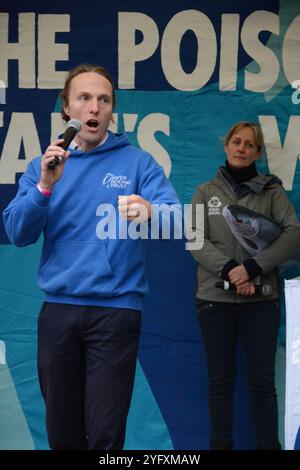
64, 104, 70, 117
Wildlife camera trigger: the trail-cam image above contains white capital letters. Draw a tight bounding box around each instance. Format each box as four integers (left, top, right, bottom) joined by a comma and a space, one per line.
0, 113, 41, 184
137, 113, 171, 177
283, 15, 300, 85
219, 14, 240, 91
161, 10, 217, 91
38, 14, 70, 89
259, 115, 300, 190
0, 13, 35, 88
242, 11, 279, 92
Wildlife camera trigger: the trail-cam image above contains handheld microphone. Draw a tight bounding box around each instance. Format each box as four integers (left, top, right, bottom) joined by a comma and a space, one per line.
215, 281, 272, 296
47, 119, 82, 169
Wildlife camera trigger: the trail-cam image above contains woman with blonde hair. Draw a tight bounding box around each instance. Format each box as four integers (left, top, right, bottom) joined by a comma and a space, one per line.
188, 121, 300, 450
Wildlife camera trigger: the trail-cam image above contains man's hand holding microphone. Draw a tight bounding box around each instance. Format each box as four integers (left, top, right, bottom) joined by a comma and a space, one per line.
39, 119, 81, 193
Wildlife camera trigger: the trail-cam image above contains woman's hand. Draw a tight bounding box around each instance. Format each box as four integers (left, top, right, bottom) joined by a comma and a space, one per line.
236, 280, 256, 296
228, 264, 249, 286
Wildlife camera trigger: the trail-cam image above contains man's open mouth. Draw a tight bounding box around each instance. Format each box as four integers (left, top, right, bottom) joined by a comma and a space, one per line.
86, 119, 98, 128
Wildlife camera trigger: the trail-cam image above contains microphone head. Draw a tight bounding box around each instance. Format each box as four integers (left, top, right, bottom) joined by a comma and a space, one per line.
215, 281, 232, 291
67, 118, 82, 132
261, 284, 272, 296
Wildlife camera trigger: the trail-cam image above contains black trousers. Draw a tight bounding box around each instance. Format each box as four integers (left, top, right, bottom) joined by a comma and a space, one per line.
37, 302, 141, 450
196, 299, 281, 450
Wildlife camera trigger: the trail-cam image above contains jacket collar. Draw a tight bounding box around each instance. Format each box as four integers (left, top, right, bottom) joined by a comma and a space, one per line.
217, 166, 282, 198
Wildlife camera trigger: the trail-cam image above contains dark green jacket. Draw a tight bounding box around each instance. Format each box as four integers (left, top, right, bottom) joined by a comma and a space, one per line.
188, 167, 300, 302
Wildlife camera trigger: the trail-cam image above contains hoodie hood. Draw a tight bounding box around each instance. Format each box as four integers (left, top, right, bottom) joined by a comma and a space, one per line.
66, 131, 130, 158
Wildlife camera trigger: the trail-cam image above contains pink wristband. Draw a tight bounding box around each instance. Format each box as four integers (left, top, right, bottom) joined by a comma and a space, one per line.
37, 182, 52, 196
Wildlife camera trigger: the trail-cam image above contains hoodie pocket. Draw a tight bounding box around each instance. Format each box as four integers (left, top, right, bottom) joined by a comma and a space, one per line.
38, 241, 114, 297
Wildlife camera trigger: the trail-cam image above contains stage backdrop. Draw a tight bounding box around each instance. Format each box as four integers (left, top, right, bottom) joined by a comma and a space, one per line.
0, 0, 300, 450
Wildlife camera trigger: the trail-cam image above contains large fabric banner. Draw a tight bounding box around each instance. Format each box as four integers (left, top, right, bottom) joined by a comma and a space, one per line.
0, 0, 300, 449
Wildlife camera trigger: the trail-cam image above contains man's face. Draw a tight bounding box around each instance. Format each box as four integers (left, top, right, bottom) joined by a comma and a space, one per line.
63, 72, 113, 152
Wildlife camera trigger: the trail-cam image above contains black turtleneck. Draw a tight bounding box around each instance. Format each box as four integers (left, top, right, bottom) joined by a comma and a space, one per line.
225, 160, 258, 184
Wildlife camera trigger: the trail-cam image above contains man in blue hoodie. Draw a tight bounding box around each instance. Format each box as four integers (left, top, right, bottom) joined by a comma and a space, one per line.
3, 64, 180, 450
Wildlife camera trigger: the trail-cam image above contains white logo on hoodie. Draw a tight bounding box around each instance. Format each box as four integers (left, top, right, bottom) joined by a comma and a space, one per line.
103, 173, 131, 189
207, 196, 222, 215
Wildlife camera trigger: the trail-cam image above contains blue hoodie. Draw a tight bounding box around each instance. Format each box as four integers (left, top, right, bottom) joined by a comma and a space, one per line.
3, 132, 180, 310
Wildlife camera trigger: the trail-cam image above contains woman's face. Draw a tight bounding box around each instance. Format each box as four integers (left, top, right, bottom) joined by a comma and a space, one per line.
225, 126, 260, 169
